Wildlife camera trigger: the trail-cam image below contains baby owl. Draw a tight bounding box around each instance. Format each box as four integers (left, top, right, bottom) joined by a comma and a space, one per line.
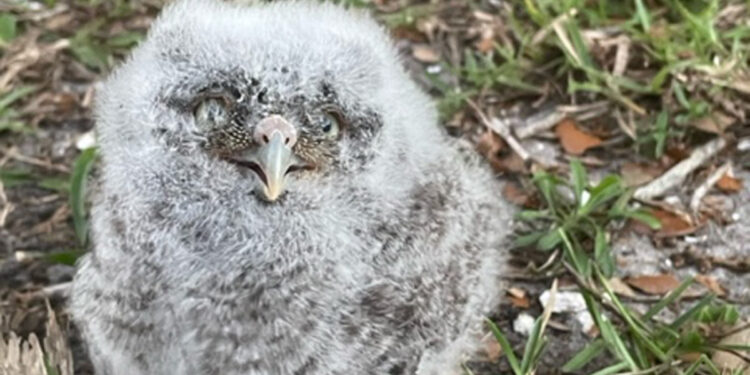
70, 1, 515, 374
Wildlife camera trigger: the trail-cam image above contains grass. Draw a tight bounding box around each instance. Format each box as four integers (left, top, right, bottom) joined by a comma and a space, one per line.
70, 147, 97, 248
1, 0, 748, 374
487, 160, 750, 374
424, 0, 748, 157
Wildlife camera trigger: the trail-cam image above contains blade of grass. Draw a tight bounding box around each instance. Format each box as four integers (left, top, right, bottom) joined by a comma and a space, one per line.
486, 319, 522, 375
644, 277, 694, 320
634, 0, 651, 32
570, 159, 587, 207
70, 147, 97, 247
562, 339, 607, 372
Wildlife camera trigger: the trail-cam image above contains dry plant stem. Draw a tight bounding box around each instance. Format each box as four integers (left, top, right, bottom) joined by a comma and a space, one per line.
710, 321, 750, 340
514, 101, 609, 140
467, 100, 531, 161
0, 179, 12, 228
0, 38, 70, 93
618, 361, 683, 375
611, 36, 631, 77
43, 301, 74, 375
0, 147, 70, 173
614, 108, 637, 140
689, 161, 732, 214
531, 8, 578, 46
634, 137, 727, 200
40, 282, 72, 299
514, 107, 565, 139
540, 279, 558, 332
561, 262, 637, 325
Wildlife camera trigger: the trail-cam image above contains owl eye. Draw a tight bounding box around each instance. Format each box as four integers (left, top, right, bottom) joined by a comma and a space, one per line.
321, 111, 342, 139
194, 98, 230, 130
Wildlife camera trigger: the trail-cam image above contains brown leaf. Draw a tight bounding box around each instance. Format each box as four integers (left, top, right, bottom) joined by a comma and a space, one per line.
555, 119, 602, 155
479, 333, 503, 362
692, 111, 735, 134
651, 209, 696, 237
621, 162, 663, 187
695, 274, 727, 296
476, 129, 504, 156
625, 274, 681, 295
507, 287, 530, 308
712, 324, 750, 372
716, 173, 743, 193
475, 27, 495, 53
608, 277, 638, 298
477, 131, 527, 174
390, 27, 427, 43
502, 182, 533, 207
411, 45, 441, 63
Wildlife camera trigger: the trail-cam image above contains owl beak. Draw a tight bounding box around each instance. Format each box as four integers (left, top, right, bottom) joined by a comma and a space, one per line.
255, 132, 294, 201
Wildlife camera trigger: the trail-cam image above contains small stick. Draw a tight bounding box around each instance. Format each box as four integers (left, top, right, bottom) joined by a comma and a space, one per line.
514, 107, 565, 139
0, 147, 70, 173
0, 179, 11, 227
689, 161, 732, 214
467, 100, 531, 161
515, 101, 609, 140
634, 138, 726, 200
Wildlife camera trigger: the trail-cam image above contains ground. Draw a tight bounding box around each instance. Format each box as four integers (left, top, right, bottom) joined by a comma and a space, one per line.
0, 0, 748, 374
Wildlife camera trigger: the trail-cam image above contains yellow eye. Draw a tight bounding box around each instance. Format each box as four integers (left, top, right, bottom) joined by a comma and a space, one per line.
321, 111, 341, 139
194, 98, 229, 130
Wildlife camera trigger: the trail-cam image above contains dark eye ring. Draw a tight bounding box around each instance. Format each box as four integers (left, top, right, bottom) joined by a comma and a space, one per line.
321, 109, 344, 139
194, 96, 231, 130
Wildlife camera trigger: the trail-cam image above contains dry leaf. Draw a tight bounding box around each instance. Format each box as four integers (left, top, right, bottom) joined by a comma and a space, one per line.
716, 173, 743, 193
650, 209, 696, 237
508, 287, 526, 299
607, 277, 638, 298
502, 183, 533, 207
621, 162, 663, 187
625, 274, 681, 295
555, 119, 602, 155
692, 111, 735, 134
507, 287, 530, 308
679, 352, 704, 362
477, 130, 527, 173
411, 45, 441, 63
712, 323, 750, 374
695, 274, 727, 296
479, 334, 503, 362
475, 27, 495, 53
476, 129, 504, 156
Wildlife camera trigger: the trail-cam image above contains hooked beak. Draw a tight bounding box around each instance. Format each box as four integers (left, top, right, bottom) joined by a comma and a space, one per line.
230, 115, 303, 202
254, 132, 293, 201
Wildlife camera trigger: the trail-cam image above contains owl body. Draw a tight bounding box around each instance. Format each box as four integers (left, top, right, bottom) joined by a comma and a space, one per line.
70, 1, 514, 374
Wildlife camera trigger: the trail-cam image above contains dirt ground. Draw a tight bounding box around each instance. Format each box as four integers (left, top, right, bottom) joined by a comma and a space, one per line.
0, 1, 748, 374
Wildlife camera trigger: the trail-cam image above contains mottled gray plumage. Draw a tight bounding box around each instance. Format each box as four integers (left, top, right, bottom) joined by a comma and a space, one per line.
70, 1, 515, 374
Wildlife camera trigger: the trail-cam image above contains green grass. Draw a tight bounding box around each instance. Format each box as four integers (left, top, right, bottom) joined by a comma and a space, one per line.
0, 85, 38, 133
70, 147, 97, 248
422, 0, 748, 157
487, 160, 750, 375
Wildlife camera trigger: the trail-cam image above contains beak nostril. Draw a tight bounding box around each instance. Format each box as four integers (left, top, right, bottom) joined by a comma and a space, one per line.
253, 115, 298, 147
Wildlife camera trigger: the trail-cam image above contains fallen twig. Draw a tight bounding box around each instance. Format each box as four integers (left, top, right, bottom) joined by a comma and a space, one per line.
0, 147, 70, 173
514, 101, 610, 139
0, 179, 11, 228
690, 162, 732, 214
634, 138, 727, 200
514, 106, 565, 139
467, 100, 531, 161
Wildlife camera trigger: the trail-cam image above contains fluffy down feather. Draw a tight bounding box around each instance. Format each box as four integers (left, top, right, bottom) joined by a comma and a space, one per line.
71, 1, 515, 374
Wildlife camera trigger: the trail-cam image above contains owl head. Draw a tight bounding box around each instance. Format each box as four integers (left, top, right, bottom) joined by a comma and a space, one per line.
96, 0, 442, 206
